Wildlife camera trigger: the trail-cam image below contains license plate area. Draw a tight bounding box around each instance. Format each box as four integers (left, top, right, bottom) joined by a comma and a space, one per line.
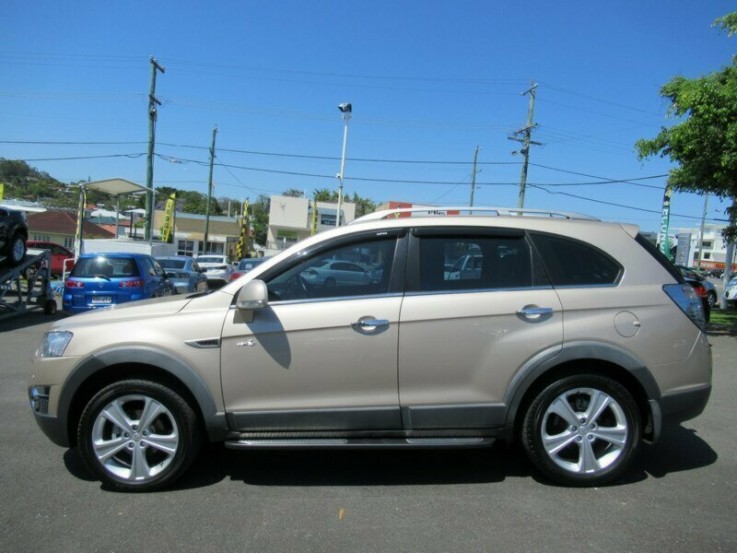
91, 296, 112, 305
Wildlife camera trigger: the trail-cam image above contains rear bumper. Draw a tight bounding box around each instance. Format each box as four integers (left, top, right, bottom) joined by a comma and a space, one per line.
659, 384, 711, 425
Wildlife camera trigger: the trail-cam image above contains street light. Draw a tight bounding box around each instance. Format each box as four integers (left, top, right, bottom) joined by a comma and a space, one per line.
336, 103, 352, 227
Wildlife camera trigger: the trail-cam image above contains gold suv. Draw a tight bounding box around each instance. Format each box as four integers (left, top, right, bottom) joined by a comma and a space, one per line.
29, 207, 712, 491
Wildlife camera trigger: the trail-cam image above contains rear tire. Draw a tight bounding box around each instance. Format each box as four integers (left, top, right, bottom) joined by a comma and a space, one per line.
521, 374, 640, 486
77, 379, 201, 492
8, 233, 26, 266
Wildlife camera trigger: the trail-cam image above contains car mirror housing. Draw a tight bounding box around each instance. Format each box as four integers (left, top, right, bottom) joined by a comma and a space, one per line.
236, 279, 269, 311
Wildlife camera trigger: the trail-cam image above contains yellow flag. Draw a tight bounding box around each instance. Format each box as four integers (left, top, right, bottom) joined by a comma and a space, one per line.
0, 183, 4, 202
236, 200, 250, 259
161, 193, 176, 243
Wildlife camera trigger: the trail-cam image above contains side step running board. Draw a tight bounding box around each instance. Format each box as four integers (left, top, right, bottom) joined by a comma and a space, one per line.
225, 437, 494, 450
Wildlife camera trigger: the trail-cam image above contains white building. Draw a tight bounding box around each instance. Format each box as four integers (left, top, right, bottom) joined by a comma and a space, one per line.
266, 195, 356, 253
674, 223, 732, 269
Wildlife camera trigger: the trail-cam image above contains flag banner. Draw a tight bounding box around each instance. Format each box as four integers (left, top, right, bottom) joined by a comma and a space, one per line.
75, 187, 87, 255
161, 193, 176, 243
311, 199, 318, 236
657, 184, 673, 260
235, 200, 250, 259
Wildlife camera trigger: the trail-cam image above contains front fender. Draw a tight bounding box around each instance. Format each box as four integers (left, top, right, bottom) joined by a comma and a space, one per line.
61, 346, 228, 443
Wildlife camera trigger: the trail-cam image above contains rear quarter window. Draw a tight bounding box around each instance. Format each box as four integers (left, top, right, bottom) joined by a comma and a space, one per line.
530, 232, 622, 286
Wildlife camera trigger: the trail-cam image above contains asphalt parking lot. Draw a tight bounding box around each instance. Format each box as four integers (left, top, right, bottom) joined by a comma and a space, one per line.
1, 311, 736, 552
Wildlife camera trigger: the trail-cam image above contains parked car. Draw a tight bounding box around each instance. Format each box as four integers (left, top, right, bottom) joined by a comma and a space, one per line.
725, 275, 737, 307
685, 278, 711, 322
0, 207, 28, 266
195, 254, 233, 288
444, 253, 483, 280
156, 255, 208, 294
26, 241, 75, 277
676, 265, 717, 307
300, 259, 374, 288
230, 257, 272, 281
30, 206, 711, 491
62, 252, 175, 314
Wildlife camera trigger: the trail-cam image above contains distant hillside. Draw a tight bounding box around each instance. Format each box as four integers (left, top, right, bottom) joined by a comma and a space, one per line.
0, 158, 80, 209
0, 159, 230, 214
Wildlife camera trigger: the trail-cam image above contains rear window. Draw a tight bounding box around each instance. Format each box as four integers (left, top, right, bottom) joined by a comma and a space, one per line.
71, 256, 140, 278
417, 234, 533, 292
198, 256, 225, 264
158, 259, 187, 270
530, 233, 622, 286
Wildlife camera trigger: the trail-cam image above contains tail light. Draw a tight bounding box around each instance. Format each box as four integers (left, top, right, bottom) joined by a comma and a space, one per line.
230, 271, 244, 281
65, 280, 84, 289
663, 283, 706, 331
690, 282, 707, 298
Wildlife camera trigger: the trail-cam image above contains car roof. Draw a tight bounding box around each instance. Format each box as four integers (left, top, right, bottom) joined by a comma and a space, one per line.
79, 252, 147, 258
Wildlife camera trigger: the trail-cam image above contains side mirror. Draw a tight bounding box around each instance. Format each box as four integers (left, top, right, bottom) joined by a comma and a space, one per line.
236, 279, 268, 310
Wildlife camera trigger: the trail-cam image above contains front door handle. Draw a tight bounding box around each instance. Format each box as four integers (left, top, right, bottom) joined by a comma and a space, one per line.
517, 305, 554, 321
351, 317, 390, 331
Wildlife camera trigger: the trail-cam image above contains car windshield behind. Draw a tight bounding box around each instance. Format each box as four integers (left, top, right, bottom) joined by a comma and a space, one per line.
158, 259, 187, 270
71, 256, 139, 278
198, 256, 224, 264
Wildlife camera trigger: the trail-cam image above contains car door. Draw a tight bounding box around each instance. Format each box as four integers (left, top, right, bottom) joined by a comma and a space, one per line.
398, 227, 563, 430
220, 230, 406, 431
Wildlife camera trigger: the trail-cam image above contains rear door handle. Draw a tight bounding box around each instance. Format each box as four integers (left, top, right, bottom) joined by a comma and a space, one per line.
517, 305, 554, 321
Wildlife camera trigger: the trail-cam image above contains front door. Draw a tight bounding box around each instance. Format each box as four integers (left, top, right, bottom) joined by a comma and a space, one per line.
220, 233, 404, 432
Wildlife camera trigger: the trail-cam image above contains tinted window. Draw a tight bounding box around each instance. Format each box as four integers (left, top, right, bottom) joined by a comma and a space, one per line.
159, 259, 187, 270
531, 233, 622, 286
71, 256, 139, 278
418, 235, 532, 292
266, 237, 397, 301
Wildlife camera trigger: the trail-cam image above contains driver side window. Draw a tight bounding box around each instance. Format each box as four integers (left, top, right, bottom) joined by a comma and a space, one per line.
266, 237, 397, 302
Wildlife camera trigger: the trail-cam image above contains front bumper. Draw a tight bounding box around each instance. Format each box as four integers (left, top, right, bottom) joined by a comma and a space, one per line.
28, 386, 70, 447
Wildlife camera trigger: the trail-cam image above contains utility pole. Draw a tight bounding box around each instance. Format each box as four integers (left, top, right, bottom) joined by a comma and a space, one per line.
336, 103, 352, 227
469, 145, 480, 207
508, 81, 541, 209
697, 194, 709, 269
203, 126, 218, 255
145, 57, 165, 242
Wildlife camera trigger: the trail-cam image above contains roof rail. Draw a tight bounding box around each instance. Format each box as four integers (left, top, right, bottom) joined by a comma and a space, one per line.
351, 206, 600, 224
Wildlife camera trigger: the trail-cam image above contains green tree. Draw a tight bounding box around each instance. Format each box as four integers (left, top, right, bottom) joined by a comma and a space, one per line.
250, 194, 271, 247
282, 188, 305, 198
350, 192, 376, 218
636, 12, 737, 281
312, 187, 338, 202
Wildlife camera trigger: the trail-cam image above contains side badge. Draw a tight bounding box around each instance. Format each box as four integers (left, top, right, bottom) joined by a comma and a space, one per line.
237, 339, 256, 348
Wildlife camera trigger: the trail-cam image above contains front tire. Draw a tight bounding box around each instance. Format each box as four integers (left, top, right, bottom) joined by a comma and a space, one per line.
521, 374, 640, 486
78, 380, 201, 492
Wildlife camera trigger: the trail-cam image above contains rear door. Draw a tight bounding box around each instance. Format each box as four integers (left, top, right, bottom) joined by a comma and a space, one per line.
398, 227, 563, 430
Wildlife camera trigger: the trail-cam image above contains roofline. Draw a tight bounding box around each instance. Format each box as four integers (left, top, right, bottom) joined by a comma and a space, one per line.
351, 206, 600, 224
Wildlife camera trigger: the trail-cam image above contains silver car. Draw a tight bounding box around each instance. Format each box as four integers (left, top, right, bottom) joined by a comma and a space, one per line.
195, 254, 233, 287
156, 256, 208, 294
29, 206, 711, 491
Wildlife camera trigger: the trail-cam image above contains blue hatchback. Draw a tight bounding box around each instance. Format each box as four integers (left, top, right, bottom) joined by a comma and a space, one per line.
63, 252, 175, 314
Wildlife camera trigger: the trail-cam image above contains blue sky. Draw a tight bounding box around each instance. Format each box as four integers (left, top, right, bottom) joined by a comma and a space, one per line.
2, 0, 736, 232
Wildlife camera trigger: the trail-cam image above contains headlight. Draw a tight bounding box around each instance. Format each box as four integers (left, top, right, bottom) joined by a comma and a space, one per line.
37, 331, 73, 358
